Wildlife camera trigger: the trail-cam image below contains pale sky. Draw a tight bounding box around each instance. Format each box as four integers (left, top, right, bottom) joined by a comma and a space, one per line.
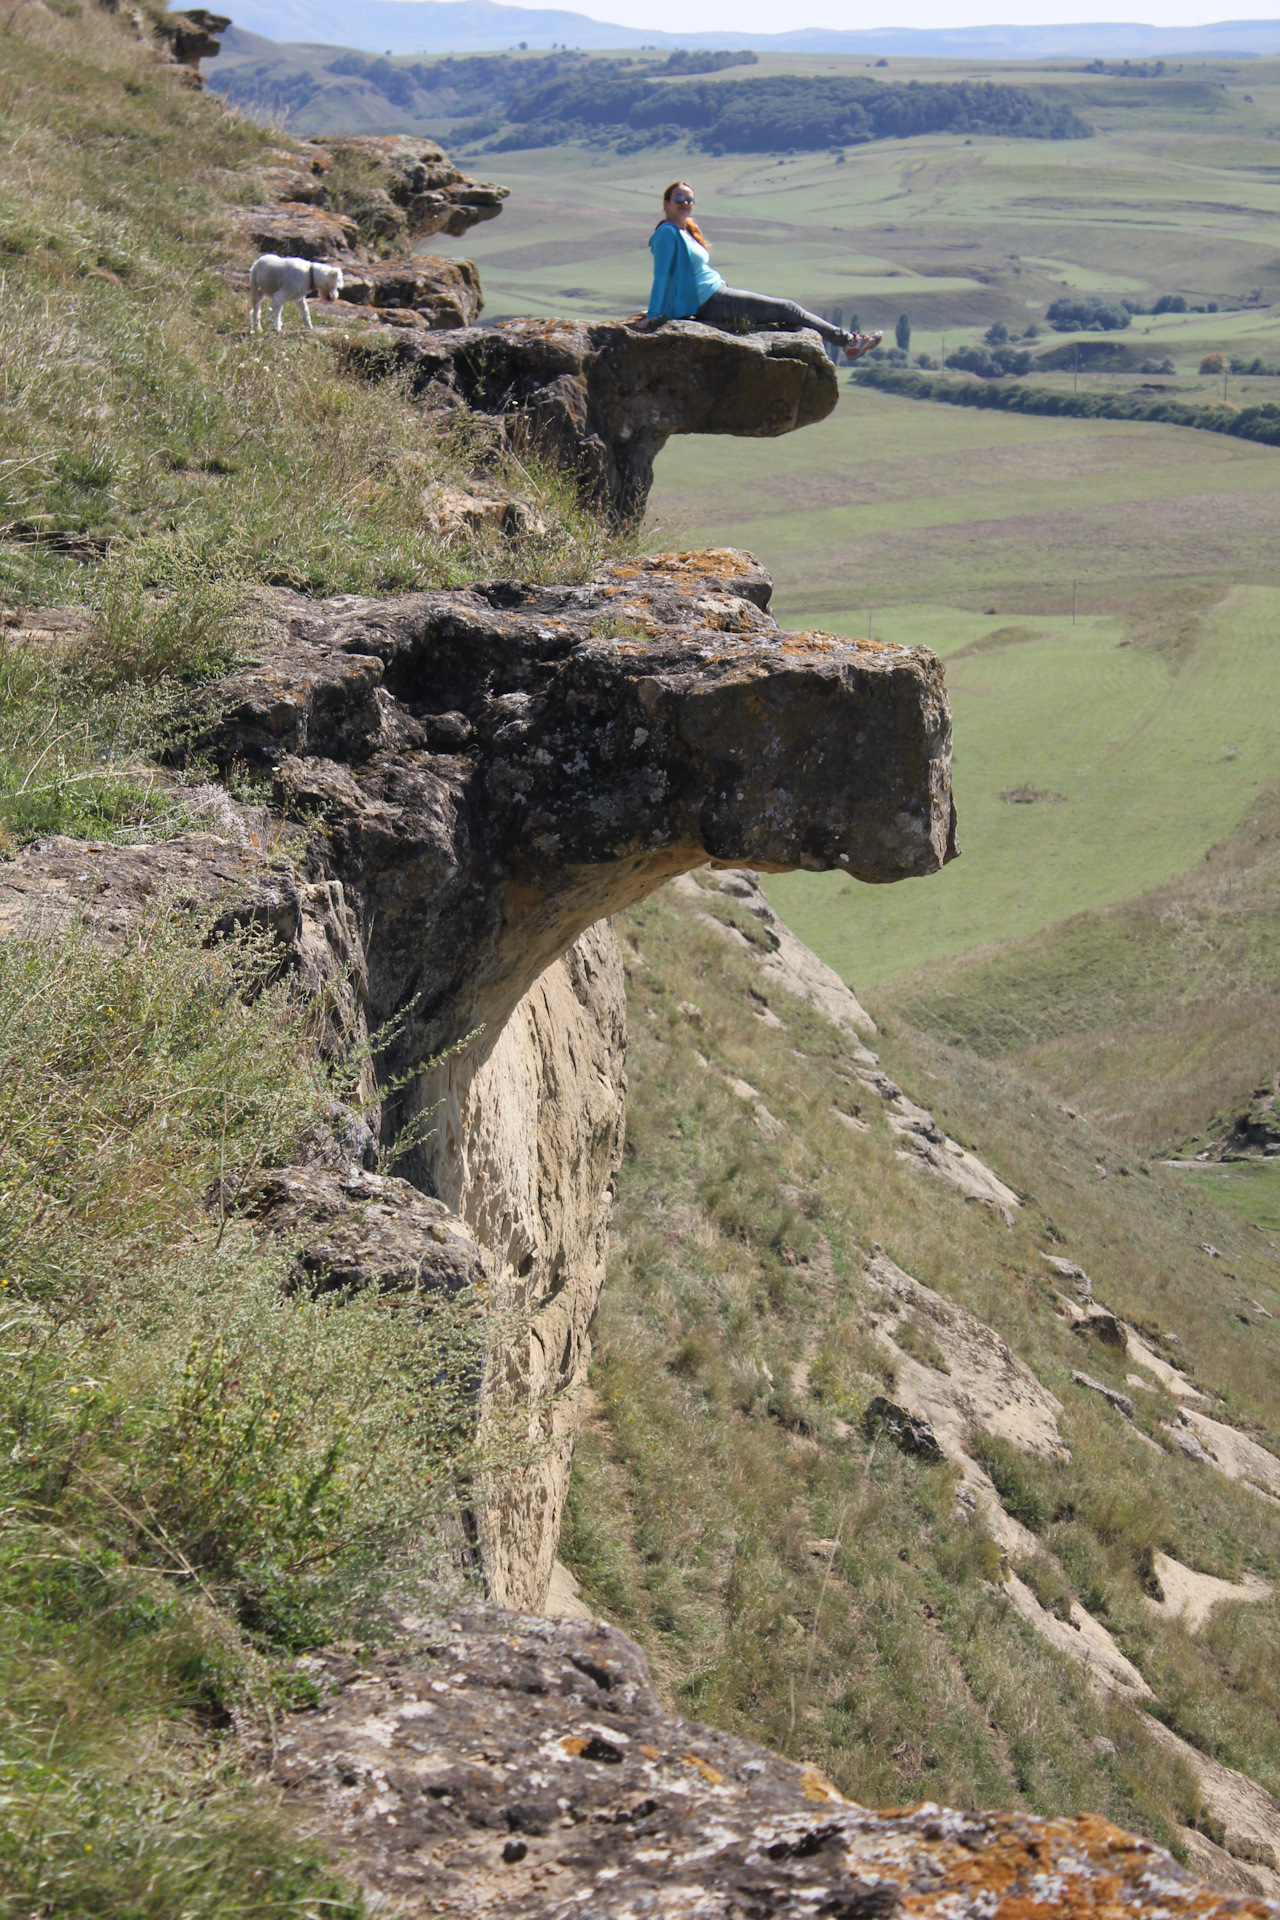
501, 0, 1280, 36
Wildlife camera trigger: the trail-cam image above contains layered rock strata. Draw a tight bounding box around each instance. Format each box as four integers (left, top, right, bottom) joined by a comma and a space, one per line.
243, 136, 507, 259
176, 549, 953, 1606
346, 318, 840, 520
236, 135, 505, 328
266, 1608, 1275, 1920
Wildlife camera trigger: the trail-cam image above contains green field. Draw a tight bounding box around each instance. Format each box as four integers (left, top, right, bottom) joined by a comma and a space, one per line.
445, 67, 1280, 1156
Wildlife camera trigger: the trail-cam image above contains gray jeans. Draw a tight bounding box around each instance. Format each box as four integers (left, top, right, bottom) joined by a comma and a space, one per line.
696, 286, 846, 345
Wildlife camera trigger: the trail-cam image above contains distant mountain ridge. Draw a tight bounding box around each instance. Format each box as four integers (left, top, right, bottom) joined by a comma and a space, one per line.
221, 0, 1280, 58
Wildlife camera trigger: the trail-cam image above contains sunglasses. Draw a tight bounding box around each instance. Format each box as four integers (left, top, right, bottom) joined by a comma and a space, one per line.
670, 193, 694, 205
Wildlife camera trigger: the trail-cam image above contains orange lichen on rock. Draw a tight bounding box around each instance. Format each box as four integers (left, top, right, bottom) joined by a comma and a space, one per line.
268, 1616, 1266, 1920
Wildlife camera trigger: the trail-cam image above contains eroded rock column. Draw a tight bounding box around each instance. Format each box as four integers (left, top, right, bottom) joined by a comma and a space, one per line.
189, 548, 956, 1608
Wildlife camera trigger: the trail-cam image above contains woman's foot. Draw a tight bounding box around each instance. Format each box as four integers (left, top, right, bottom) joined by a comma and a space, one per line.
843, 329, 883, 362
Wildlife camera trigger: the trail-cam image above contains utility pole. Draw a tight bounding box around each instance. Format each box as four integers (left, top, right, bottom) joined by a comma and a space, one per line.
1224, 362, 1230, 402
1074, 343, 1079, 394
1072, 580, 1077, 625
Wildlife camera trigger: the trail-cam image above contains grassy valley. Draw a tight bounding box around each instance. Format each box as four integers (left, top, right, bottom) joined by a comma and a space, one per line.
6, 2, 1280, 1909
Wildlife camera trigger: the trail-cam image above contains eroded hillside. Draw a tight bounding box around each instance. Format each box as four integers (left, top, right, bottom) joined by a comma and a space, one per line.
4, 4, 1280, 1918
566, 869, 1280, 1890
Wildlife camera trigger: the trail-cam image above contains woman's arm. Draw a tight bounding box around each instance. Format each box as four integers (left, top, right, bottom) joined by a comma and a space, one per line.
646, 223, 679, 320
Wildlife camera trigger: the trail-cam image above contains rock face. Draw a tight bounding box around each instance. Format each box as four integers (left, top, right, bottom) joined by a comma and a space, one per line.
236, 135, 504, 329
190, 551, 955, 1115
346, 318, 840, 520
339, 256, 484, 329
313, 136, 509, 246
426, 922, 627, 1609
266, 1608, 1273, 1920
171, 549, 953, 1607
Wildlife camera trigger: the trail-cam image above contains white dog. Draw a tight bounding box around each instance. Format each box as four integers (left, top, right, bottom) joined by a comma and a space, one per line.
248, 254, 343, 333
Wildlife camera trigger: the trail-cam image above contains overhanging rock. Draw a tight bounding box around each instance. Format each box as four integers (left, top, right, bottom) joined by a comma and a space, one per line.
189, 547, 955, 1151
183, 549, 954, 1607
344, 318, 839, 520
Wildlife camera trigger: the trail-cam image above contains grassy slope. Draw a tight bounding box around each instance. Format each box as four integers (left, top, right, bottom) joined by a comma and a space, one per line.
879, 781, 1280, 1157
565, 875, 1280, 1843
0, 9, 622, 1914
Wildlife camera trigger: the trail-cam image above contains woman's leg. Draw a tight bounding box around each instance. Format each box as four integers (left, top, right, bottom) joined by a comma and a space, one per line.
697, 286, 847, 346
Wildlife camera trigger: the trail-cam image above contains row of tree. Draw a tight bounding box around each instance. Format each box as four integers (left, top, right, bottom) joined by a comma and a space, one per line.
851, 364, 1280, 448
490, 71, 1092, 153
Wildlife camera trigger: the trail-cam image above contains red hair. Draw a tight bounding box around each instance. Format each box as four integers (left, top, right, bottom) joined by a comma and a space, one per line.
663, 181, 708, 249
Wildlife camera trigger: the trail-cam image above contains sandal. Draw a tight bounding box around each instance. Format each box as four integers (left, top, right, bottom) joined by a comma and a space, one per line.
843, 329, 883, 362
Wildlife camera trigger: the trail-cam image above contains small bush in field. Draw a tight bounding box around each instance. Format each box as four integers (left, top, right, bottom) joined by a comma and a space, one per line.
968, 1430, 1052, 1531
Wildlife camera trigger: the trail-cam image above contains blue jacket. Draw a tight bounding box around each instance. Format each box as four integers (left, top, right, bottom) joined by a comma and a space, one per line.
646, 221, 724, 320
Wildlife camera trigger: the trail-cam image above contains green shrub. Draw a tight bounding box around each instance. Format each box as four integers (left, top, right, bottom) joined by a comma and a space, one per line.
968, 1431, 1052, 1531
0, 910, 515, 1911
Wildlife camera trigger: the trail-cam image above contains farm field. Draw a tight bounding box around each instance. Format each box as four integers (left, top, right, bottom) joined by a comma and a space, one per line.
653, 391, 1280, 989
446, 68, 1280, 1161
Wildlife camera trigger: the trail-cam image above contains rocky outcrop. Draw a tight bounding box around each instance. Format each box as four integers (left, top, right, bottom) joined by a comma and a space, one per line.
171, 550, 952, 1608
266, 1608, 1275, 1920
312, 136, 509, 246
345, 318, 840, 521
1198, 1075, 1280, 1161
0, 556, 954, 1611
242, 138, 507, 260
188, 551, 955, 1119
0, 825, 366, 1062
98, 0, 228, 82
153, 5, 228, 74
339, 256, 484, 329
235, 135, 504, 328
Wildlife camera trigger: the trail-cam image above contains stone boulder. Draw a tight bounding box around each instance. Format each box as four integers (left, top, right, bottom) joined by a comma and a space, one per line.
310, 135, 509, 245
340, 256, 484, 329
266, 1608, 1269, 1920
343, 317, 840, 521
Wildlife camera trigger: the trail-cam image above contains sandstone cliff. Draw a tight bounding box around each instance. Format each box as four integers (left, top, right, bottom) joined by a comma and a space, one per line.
0, 552, 956, 1609
179, 548, 954, 1608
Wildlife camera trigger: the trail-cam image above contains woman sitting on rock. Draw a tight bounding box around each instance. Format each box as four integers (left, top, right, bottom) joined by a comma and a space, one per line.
635, 181, 881, 361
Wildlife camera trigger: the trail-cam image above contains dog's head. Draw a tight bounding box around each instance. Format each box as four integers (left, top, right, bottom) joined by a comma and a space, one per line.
314, 262, 343, 302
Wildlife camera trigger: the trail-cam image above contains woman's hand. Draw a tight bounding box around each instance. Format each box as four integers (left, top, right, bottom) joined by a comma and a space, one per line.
628, 313, 660, 331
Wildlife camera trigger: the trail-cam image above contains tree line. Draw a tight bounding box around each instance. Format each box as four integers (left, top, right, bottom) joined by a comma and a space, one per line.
850, 363, 1280, 448
490, 70, 1092, 153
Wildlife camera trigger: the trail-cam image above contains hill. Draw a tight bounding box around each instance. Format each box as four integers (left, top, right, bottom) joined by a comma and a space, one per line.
207, 36, 1091, 148
215, 0, 1280, 58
